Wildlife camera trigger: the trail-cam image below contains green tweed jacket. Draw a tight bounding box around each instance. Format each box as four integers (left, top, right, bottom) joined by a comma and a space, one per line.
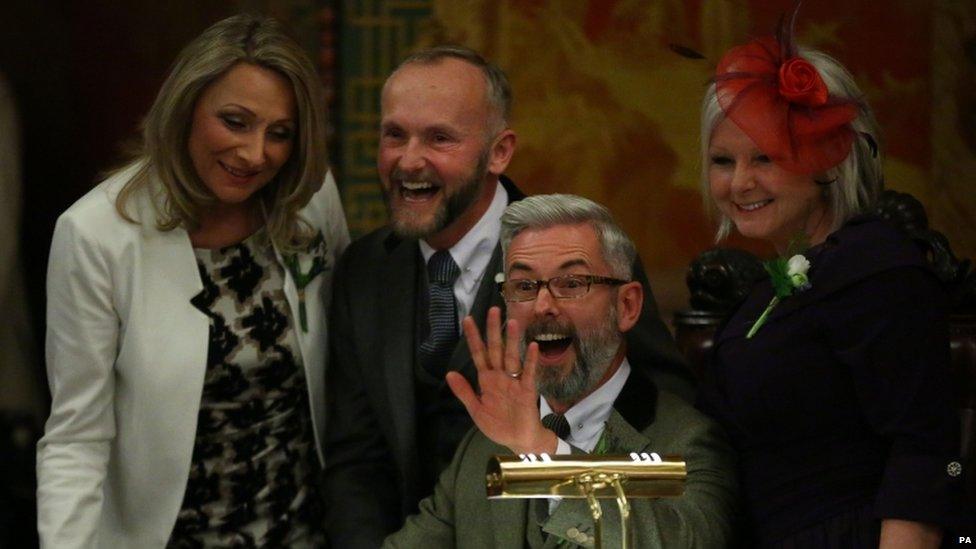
383, 369, 737, 548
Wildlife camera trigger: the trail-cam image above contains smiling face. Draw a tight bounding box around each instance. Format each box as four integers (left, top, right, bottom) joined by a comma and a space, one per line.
378, 58, 514, 248
708, 116, 833, 253
505, 223, 640, 407
188, 62, 297, 209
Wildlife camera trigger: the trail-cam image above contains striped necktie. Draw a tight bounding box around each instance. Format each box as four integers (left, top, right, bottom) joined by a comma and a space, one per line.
541, 413, 571, 440
418, 250, 461, 379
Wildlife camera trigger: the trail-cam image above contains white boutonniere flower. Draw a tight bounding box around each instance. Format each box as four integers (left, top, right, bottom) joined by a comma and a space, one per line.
746, 251, 813, 339
786, 254, 811, 291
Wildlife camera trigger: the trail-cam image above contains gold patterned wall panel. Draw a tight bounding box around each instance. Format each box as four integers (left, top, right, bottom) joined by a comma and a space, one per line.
933, 0, 976, 257
337, 0, 436, 237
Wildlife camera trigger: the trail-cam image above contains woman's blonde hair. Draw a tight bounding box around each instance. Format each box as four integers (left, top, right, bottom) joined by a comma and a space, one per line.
114, 13, 328, 250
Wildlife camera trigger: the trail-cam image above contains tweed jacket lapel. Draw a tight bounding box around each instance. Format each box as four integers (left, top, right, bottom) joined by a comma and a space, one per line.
540, 369, 659, 546
540, 408, 654, 548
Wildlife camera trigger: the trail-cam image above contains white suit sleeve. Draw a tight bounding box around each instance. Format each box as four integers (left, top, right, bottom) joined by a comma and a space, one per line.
36, 212, 119, 549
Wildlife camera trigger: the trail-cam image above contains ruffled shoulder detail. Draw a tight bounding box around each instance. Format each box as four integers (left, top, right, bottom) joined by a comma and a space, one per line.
804, 215, 931, 294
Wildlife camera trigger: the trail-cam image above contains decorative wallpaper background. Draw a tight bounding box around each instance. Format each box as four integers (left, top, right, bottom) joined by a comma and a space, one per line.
331, 0, 976, 314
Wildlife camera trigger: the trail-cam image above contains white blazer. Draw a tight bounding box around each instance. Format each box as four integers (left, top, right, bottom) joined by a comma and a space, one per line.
36, 164, 350, 548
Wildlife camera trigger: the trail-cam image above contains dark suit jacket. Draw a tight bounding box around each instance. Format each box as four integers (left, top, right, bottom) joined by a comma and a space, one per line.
324, 176, 694, 547
383, 370, 737, 548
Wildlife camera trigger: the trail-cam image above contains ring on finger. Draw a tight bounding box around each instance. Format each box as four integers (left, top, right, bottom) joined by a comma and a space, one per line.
506, 369, 523, 380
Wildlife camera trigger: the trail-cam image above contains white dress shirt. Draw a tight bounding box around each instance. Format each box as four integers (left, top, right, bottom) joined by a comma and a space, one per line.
419, 181, 508, 329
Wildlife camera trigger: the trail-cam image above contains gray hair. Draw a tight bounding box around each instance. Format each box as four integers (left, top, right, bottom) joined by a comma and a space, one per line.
700, 46, 883, 241
390, 45, 512, 134
113, 13, 328, 251
500, 194, 635, 280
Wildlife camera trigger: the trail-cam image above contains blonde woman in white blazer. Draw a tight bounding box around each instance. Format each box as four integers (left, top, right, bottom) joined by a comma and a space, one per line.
36, 15, 349, 548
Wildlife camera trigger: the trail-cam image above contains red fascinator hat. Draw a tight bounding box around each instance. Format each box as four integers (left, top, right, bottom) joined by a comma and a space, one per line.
714, 8, 860, 174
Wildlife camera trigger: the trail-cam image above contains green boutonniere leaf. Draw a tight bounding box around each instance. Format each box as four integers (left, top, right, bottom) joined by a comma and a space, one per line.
747, 234, 814, 339
592, 428, 612, 455
764, 257, 794, 299
283, 230, 330, 332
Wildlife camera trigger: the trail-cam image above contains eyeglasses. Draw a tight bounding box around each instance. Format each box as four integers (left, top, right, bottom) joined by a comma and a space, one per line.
498, 274, 628, 302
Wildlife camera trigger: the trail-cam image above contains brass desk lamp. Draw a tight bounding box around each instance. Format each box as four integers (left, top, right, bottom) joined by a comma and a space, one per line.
486, 452, 686, 548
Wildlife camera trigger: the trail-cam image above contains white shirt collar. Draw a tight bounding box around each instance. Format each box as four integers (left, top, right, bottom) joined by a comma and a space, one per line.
419, 181, 507, 295
539, 358, 631, 452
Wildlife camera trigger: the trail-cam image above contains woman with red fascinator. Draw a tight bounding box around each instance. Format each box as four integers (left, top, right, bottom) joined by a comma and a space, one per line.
696, 10, 967, 549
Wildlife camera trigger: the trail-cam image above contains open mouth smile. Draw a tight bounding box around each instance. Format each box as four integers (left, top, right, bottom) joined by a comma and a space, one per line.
220, 161, 260, 180
398, 180, 442, 202
533, 332, 574, 361
735, 199, 773, 212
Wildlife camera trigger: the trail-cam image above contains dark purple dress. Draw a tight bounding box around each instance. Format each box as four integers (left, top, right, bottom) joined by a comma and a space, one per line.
699, 216, 965, 547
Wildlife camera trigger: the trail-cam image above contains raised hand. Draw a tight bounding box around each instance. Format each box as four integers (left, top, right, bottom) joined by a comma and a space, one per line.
446, 306, 557, 456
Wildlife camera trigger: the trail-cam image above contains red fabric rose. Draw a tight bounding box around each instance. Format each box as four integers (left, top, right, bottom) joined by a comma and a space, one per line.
778, 58, 828, 107
715, 36, 858, 174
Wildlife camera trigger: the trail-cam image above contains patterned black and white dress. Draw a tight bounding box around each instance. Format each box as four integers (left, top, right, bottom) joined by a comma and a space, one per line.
168, 230, 323, 548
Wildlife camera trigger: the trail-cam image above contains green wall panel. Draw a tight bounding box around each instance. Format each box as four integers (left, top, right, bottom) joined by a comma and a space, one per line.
337, 0, 435, 238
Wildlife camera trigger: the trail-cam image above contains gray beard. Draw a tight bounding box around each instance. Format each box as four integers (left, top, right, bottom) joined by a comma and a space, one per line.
386, 147, 490, 240
523, 304, 622, 406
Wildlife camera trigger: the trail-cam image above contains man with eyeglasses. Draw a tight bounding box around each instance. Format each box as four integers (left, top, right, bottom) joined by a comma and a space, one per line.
384, 194, 736, 548
324, 45, 696, 547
